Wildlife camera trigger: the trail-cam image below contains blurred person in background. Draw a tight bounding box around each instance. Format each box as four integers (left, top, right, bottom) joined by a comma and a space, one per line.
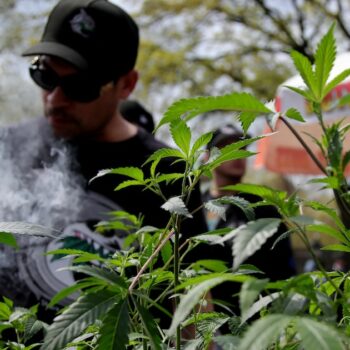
202, 124, 296, 313
120, 99, 155, 133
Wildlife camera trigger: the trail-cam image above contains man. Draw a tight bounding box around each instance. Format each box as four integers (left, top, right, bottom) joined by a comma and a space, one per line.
203, 125, 296, 312
0, 0, 206, 319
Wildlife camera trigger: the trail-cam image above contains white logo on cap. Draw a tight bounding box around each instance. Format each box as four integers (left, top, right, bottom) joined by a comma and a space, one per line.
70, 9, 95, 38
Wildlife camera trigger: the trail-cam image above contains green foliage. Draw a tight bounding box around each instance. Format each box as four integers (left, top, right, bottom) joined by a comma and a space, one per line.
0, 232, 17, 248
161, 196, 193, 218
97, 299, 130, 350
0, 297, 46, 349
4, 21, 350, 350
239, 278, 269, 321
231, 218, 281, 269
41, 291, 118, 350
156, 92, 271, 132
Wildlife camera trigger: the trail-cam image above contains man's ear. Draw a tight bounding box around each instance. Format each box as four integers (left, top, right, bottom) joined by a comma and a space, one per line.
118, 69, 138, 99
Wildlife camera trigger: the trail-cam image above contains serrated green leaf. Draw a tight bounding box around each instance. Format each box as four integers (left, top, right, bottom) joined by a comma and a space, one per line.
207, 149, 254, 171
156, 92, 271, 131
135, 225, 160, 234
23, 319, 44, 343
193, 259, 228, 272
241, 292, 281, 324
307, 224, 348, 244
89, 168, 113, 183
323, 69, 350, 98
0, 302, 12, 320
134, 300, 162, 350
114, 179, 144, 191
0, 322, 13, 334
46, 249, 106, 263
161, 240, 173, 264
97, 298, 129, 350
337, 93, 350, 108
239, 111, 260, 134
194, 314, 230, 349
25, 343, 42, 350
161, 196, 192, 218
0, 232, 17, 248
3, 297, 13, 309
0, 222, 58, 238
105, 167, 144, 181
233, 218, 281, 269
170, 119, 191, 156
296, 317, 345, 350
224, 183, 286, 206
41, 291, 118, 350
216, 196, 255, 221
223, 183, 276, 198
314, 24, 336, 99
204, 200, 227, 221
167, 274, 251, 336
154, 173, 184, 184
143, 148, 185, 167
285, 108, 306, 122
48, 279, 101, 308
271, 229, 294, 250
290, 215, 320, 226
321, 244, 350, 253
290, 50, 316, 98
61, 265, 127, 289
284, 85, 314, 101
192, 232, 229, 245
240, 278, 269, 320
237, 314, 292, 350
305, 201, 345, 230
191, 132, 213, 157
308, 176, 339, 189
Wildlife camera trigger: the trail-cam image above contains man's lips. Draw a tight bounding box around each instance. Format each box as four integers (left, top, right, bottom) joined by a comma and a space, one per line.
48, 114, 73, 127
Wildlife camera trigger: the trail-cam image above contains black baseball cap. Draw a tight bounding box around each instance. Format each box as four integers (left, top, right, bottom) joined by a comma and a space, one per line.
207, 124, 248, 149
120, 100, 155, 133
23, 0, 139, 83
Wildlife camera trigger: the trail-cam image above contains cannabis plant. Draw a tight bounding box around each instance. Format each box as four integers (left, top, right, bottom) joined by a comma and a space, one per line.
2, 23, 350, 350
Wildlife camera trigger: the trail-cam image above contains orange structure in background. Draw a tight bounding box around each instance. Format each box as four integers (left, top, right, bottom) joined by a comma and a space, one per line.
255, 52, 350, 176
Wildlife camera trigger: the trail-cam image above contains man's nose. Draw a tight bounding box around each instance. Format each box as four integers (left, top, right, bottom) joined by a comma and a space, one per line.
46, 86, 71, 106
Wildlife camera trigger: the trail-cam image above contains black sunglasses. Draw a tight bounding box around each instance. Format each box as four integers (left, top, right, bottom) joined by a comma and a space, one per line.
29, 57, 113, 103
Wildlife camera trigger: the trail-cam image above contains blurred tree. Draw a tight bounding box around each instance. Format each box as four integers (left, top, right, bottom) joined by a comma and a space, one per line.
134, 0, 350, 107
0, 0, 55, 54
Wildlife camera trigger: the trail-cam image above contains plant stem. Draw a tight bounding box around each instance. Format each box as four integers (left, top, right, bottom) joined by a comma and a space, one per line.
281, 115, 350, 228
293, 223, 344, 296
280, 116, 328, 175
128, 229, 175, 292
174, 223, 181, 350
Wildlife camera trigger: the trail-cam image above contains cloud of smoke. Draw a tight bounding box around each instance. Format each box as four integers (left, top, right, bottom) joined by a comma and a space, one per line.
0, 123, 85, 230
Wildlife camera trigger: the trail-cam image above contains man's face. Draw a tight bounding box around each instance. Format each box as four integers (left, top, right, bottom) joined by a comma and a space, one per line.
40, 56, 120, 140
215, 137, 247, 179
